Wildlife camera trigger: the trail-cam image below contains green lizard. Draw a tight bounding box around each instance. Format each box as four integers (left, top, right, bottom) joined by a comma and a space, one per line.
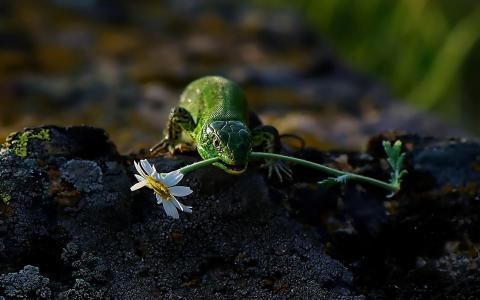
150, 76, 292, 180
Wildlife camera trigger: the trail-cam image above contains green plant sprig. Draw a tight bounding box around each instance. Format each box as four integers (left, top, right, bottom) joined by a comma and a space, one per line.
171, 140, 407, 196
250, 151, 400, 193
382, 140, 408, 195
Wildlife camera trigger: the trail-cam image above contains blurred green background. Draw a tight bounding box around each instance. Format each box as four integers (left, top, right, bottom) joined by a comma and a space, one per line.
1, 0, 478, 153
253, 0, 480, 134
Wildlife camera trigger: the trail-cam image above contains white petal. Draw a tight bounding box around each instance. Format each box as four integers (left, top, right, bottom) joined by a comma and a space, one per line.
155, 194, 163, 205
162, 200, 179, 219
140, 159, 154, 176
172, 197, 192, 213
164, 171, 184, 187
183, 206, 192, 214
169, 186, 193, 197
151, 166, 160, 179
172, 197, 183, 211
134, 174, 144, 182
130, 181, 147, 191
134, 161, 147, 177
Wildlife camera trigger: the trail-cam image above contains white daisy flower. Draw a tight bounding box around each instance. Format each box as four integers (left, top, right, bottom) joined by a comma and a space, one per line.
130, 159, 193, 219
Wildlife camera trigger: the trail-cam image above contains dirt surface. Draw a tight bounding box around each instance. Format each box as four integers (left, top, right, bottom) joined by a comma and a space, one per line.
0, 126, 479, 299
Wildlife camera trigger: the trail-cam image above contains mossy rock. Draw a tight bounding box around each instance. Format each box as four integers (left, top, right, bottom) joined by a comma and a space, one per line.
3, 128, 50, 158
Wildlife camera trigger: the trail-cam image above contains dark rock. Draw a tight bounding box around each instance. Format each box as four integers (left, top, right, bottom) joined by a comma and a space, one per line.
60, 160, 103, 193
0, 126, 364, 299
0, 265, 51, 299
1, 126, 479, 299
292, 132, 480, 299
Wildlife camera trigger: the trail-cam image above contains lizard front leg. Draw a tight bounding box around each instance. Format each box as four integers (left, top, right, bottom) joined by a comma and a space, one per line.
252, 125, 293, 182
150, 107, 196, 156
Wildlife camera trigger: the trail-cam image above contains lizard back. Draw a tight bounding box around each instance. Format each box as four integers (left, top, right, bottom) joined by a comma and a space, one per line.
178, 76, 249, 130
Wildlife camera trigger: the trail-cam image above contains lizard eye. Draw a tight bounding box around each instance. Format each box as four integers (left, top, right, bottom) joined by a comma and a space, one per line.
213, 137, 221, 149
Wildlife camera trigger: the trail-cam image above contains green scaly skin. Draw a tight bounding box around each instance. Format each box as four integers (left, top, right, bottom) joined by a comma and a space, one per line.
151, 76, 287, 177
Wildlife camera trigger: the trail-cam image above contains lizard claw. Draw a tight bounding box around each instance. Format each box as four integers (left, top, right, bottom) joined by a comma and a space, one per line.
150, 138, 175, 156
150, 139, 196, 156
261, 159, 293, 183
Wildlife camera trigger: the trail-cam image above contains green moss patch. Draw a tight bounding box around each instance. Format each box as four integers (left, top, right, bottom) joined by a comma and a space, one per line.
3, 129, 51, 158
1, 193, 11, 204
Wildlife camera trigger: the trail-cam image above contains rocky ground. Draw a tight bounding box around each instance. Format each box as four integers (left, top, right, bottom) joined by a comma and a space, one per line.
0, 126, 479, 299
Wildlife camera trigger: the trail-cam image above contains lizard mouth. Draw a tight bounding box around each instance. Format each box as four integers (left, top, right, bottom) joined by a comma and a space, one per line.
216, 161, 247, 174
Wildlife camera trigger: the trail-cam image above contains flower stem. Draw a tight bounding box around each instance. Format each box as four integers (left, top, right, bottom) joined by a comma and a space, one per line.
250, 152, 399, 193
175, 152, 399, 193
177, 157, 220, 175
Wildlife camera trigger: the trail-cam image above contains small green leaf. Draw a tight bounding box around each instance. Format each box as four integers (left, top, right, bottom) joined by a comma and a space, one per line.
318, 175, 349, 189
383, 140, 408, 194
318, 177, 339, 188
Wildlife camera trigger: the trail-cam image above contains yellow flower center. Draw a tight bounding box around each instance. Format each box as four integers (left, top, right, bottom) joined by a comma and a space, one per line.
146, 176, 172, 200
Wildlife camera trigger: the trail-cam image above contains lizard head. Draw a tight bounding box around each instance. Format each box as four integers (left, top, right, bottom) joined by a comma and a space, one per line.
198, 120, 252, 174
